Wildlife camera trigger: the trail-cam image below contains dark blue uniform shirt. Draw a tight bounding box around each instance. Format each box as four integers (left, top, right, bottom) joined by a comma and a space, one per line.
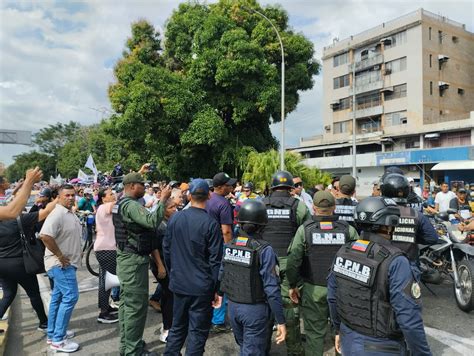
416, 213, 438, 245
163, 207, 223, 296
328, 253, 432, 355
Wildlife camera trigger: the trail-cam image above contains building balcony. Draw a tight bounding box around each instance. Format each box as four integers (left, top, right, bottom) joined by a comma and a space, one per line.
350, 80, 384, 95
355, 105, 383, 119
348, 54, 383, 73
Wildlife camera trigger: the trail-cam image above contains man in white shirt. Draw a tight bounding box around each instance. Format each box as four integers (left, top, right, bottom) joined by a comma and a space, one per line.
293, 177, 314, 215
435, 182, 456, 213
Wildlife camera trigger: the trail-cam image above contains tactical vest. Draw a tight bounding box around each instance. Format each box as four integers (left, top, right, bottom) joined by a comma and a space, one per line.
261, 193, 299, 257
301, 216, 350, 286
334, 198, 358, 227
391, 206, 419, 261
407, 192, 423, 212
220, 234, 268, 304
333, 238, 403, 339
112, 197, 154, 255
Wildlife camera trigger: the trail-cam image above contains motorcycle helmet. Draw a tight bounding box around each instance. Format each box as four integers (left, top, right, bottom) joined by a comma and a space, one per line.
355, 196, 400, 230
271, 171, 294, 190
205, 178, 214, 189
237, 200, 268, 226
381, 174, 409, 204
243, 182, 254, 191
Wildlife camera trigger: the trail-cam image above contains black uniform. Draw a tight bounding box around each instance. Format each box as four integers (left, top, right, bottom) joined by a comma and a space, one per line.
334, 197, 358, 228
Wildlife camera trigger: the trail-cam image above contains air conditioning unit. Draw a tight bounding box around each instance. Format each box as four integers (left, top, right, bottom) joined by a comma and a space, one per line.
324, 125, 331, 131
438, 81, 449, 90
438, 54, 449, 63
383, 68, 392, 75
380, 37, 392, 45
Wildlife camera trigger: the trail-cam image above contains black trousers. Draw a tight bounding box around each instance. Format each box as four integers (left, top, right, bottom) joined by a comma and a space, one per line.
150, 264, 174, 331
96, 250, 117, 311
0, 257, 47, 324
164, 293, 213, 356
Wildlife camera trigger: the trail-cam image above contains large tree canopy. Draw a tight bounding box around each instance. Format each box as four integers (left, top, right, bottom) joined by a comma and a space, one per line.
108, 0, 319, 179
5, 151, 56, 182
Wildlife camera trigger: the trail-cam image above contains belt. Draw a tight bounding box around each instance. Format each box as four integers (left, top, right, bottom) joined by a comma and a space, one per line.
364, 341, 404, 354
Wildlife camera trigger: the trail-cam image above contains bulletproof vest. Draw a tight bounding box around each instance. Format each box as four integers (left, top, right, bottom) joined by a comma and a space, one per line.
334, 198, 358, 228
112, 197, 154, 255
407, 192, 423, 212
333, 238, 404, 339
392, 206, 419, 261
261, 193, 299, 257
301, 216, 350, 286
220, 233, 268, 304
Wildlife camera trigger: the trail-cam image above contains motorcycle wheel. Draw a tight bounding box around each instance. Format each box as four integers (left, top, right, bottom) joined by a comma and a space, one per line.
453, 259, 474, 312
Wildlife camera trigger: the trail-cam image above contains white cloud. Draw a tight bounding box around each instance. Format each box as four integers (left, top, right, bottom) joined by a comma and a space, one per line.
1, 0, 473, 165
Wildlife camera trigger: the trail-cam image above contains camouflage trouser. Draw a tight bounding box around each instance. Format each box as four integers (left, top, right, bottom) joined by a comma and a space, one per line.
280, 275, 304, 356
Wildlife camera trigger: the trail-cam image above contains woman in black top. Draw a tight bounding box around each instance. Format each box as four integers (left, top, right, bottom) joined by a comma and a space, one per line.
0, 199, 56, 331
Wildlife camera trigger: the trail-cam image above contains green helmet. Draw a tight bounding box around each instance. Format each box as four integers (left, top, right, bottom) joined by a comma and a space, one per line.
271, 170, 294, 190
237, 200, 268, 226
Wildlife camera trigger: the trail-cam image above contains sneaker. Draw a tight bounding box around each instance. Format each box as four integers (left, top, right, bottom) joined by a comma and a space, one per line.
109, 300, 120, 309
107, 306, 119, 314
148, 300, 161, 312
46, 330, 75, 344
50, 339, 79, 353
97, 312, 119, 324
158, 329, 169, 343
37, 322, 48, 333
210, 323, 231, 334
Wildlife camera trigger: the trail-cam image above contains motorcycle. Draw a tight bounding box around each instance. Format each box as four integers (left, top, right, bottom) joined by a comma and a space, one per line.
419, 209, 474, 312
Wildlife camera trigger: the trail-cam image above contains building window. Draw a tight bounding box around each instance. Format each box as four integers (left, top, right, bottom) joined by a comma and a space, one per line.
355, 69, 382, 86
385, 111, 408, 126
458, 88, 464, 95
429, 54, 432, 68
429, 27, 432, 40
334, 121, 349, 134
333, 97, 351, 112
333, 52, 349, 67
385, 57, 407, 73
333, 74, 350, 89
385, 83, 407, 101
357, 117, 381, 134
385, 31, 407, 49
439, 30, 443, 44
452, 36, 459, 43
430, 81, 433, 95
405, 136, 420, 149
356, 91, 381, 110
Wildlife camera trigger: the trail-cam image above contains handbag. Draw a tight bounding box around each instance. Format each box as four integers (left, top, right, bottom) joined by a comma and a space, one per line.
17, 216, 46, 274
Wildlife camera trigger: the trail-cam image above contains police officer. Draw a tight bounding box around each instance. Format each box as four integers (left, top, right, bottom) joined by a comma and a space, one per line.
113, 171, 171, 356
381, 173, 438, 279
382, 167, 423, 212
286, 191, 358, 356
261, 170, 311, 355
220, 199, 287, 355
327, 197, 432, 356
334, 175, 358, 229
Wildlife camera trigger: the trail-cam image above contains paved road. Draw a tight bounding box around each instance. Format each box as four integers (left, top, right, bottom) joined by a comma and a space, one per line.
5, 265, 473, 355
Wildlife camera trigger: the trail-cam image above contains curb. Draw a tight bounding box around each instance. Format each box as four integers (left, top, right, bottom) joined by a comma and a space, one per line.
0, 291, 11, 356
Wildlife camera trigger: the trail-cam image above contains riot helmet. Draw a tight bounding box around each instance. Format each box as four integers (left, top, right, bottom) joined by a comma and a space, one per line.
237, 200, 268, 226
271, 171, 294, 190
381, 173, 409, 204
355, 196, 400, 231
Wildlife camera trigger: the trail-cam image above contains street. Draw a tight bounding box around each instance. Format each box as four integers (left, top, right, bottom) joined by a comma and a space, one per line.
5, 265, 473, 355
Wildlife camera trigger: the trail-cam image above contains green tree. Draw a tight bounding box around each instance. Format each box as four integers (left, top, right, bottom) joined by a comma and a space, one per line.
242, 149, 332, 192
5, 151, 56, 182
33, 121, 81, 158
108, 0, 319, 179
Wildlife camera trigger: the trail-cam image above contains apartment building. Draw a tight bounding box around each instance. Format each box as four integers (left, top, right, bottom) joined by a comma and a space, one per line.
293, 9, 474, 196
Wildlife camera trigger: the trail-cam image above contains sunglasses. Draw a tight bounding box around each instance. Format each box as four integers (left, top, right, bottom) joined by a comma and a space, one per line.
243, 189, 251, 192
294, 183, 303, 187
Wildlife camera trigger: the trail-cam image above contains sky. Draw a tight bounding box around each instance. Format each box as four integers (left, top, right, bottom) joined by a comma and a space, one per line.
1, 0, 473, 165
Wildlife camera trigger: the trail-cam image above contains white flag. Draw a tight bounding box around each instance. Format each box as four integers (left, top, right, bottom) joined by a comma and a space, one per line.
78, 169, 89, 181
85, 154, 98, 175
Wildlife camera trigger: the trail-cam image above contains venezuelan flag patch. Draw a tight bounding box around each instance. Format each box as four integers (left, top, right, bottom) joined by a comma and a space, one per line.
320, 222, 333, 230
352, 239, 370, 252
236, 236, 249, 246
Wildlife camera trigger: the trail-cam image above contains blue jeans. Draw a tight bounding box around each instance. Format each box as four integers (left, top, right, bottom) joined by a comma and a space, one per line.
211, 294, 227, 325
47, 266, 79, 343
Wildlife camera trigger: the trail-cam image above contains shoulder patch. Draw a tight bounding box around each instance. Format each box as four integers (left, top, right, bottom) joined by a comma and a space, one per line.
320, 221, 333, 230
235, 236, 248, 246
352, 239, 370, 252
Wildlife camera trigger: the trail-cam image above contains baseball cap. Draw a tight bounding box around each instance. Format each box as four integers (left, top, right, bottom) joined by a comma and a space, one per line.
83, 188, 93, 195
189, 178, 209, 196
180, 183, 189, 191
339, 175, 356, 195
313, 191, 335, 208
123, 172, 145, 185
39, 187, 52, 198
213, 172, 237, 187
458, 188, 467, 193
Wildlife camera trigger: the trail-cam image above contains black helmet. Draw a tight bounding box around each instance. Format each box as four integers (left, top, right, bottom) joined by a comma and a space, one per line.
237, 200, 268, 226
243, 182, 254, 190
271, 171, 294, 190
381, 173, 409, 204
355, 196, 400, 228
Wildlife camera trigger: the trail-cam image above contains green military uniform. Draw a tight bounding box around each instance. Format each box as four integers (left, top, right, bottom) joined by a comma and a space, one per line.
116, 174, 165, 356
286, 191, 358, 356
279, 200, 311, 356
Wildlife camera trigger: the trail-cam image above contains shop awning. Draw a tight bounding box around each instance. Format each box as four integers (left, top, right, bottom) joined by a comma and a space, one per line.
431, 160, 474, 171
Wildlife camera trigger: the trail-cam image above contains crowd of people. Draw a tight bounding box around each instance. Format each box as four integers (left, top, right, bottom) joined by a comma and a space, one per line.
0, 165, 472, 355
